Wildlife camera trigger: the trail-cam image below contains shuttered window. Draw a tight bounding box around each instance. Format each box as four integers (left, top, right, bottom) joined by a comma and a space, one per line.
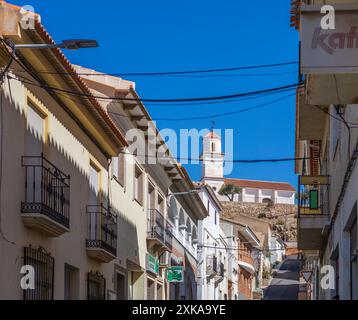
26, 103, 45, 156
134, 164, 143, 205
27, 103, 45, 141
112, 153, 125, 186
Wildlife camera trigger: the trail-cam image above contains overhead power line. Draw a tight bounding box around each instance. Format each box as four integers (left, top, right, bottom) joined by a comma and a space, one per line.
13, 72, 298, 107
7, 74, 302, 103
19, 61, 298, 77
107, 93, 295, 121
118, 151, 311, 164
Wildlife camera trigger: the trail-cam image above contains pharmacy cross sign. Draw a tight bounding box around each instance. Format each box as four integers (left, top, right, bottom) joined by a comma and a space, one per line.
301, 270, 313, 283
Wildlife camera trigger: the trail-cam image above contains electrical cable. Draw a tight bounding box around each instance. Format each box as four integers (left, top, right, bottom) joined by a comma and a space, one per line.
12, 72, 299, 107
118, 150, 311, 163
20, 61, 298, 77
125, 70, 297, 78
198, 244, 288, 253
106, 93, 296, 121
7, 73, 303, 103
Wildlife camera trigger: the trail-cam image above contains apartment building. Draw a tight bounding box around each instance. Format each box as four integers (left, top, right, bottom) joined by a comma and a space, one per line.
220, 219, 240, 300
0, 2, 208, 300
293, 0, 358, 300
74, 65, 209, 300
221, 218, 260, 300
196, 184, 229, 300
0, 3, 128, 299
167, 169, 208, 300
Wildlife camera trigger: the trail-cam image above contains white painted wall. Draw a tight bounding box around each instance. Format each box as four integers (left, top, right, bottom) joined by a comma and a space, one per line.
197, 189, 229, 300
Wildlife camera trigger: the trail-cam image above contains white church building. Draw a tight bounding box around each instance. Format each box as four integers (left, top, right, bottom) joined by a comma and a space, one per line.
200, 132, 295, 205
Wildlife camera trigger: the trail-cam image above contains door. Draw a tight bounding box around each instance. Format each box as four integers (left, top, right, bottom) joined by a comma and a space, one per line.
147, 279, 155, 300
64, 264, 79, 300
351, 220, 358, 300
116, 273, 126, 300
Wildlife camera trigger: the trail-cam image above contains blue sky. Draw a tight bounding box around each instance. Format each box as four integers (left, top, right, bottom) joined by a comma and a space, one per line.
11, 0, 299, 187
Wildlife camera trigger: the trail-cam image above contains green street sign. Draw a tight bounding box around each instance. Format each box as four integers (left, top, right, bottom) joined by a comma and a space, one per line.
147, 254, 159, 275
167, 266, 184, 283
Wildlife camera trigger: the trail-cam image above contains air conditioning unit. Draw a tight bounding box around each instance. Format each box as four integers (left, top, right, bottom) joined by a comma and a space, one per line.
159, 251, 171, 267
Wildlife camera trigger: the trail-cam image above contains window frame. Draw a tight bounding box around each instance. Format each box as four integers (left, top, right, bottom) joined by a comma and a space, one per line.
133, 163, 144, 206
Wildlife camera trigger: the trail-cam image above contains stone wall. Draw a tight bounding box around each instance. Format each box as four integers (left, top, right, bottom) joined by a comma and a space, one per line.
221, 201, 297, 241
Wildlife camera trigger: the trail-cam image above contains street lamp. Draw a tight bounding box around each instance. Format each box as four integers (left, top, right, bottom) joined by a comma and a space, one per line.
11, 39, 99, 52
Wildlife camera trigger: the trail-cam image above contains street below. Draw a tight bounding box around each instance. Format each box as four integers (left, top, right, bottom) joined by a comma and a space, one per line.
263, 255, 301, 300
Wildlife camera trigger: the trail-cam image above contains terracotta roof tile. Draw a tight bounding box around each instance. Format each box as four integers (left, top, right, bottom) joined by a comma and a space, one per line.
224, 178, 296, 192
1, 1, 128, 148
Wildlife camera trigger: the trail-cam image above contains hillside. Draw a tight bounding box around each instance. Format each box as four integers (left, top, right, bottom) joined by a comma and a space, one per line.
221, 201, 297, 241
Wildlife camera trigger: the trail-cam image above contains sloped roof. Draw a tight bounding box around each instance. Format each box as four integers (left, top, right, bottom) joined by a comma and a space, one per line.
224, 178, 295, 192
205, 131, 221, 139
0, 1, 128, 151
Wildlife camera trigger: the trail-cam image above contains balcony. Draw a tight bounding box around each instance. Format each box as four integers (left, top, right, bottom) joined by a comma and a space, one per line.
238, 253, 255, 274
147, 209, 173, 254
86, 204, 118, 263
297, 90, 327, 141
298, 176, 330, 250
21, 155, 70, 237
214, 262, 225, 283
206, 255, 218, 278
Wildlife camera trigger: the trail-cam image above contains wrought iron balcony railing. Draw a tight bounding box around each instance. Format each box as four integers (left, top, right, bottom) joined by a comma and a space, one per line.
206, 255, 218, 275
86, 204, 118, 257
147, 209, 173, 250
21, 154, 70, 229
298, 175, 330, 216
219, 262, 225, 278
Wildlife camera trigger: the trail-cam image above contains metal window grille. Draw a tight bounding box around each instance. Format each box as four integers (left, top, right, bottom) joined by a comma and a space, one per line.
23, 246, 54, 300
87, 272, 106, 300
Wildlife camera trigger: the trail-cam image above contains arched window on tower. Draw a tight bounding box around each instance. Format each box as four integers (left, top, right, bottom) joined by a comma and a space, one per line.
211, 142, 216, 153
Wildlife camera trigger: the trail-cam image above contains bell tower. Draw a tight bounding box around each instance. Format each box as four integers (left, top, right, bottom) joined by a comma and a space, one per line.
201, 131, 225, 189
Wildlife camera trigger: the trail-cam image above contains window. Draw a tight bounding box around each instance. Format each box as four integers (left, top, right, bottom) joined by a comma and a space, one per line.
331, 106, 342, 161
27, 103, 45, 140
87, 272, 106, 300
134, 164, 144, 205
23, 247, 54, 300
211, 142, 216, 153
89, 163, 100, 206
112, 153, 125, 187
158, 193, 165, 214
147, 183, 155, 210
26, 102, 46, 156
214, 210, 217, 225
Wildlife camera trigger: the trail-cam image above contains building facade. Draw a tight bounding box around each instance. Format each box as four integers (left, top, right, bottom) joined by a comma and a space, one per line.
293, 0, 358, 300
0, 3, 208, 300
0, 4, 128, 299
196, 185, 229, 300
